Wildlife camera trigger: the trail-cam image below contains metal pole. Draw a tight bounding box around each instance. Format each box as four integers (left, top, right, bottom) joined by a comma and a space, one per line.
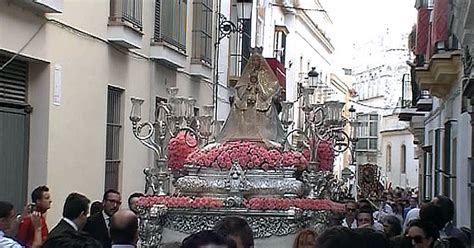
402, 73, 407, 108
213, 0, 222, 123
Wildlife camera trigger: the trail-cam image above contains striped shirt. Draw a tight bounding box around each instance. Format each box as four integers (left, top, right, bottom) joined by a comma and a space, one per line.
0, 230, 23, 248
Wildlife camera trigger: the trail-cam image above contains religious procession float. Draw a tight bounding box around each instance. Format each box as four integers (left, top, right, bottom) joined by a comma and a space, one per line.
129, 48, 352, 247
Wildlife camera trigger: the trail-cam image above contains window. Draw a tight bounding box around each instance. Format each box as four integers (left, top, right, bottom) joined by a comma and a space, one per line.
192, 0, 213, 64
155, 0, 187, 51
423, 147, 433, 200
386, 145, 392, 172
273, 26, 288, 66
401, 145, 406, 174
434, 129, 442, 196
109, 0, 143, 30
356, 113, 378, 151
105, 86, 124, 191
443, 120, 457, 197
451, 137, 457, 203
229, 1, 251, 77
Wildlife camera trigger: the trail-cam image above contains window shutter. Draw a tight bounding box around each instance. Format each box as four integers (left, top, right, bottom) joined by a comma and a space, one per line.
154, 0, 161, 41
0, 56, 28, 106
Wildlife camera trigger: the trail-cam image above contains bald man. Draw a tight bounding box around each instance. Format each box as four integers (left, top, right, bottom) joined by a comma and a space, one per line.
109, 210, 138, 248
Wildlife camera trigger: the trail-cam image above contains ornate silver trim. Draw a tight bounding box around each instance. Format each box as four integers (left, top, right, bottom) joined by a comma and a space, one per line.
175, 165, 304, 198
138, 205, 330, 247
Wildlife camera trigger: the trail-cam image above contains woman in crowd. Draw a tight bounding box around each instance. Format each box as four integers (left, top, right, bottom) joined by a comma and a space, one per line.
405, 220, 438, 248
293, 228, 317, 248
316, 226, 364, 248
392, 202, 405, 223
382, 215, 403, 239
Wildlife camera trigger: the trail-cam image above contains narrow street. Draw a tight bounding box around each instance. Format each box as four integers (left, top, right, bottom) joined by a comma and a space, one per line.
0, 0, 472, 247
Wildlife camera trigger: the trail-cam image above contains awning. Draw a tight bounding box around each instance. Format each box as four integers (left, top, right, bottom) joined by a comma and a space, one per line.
432, 0, 449, 48
265, 58, 286, 100
415, 8, 430, 55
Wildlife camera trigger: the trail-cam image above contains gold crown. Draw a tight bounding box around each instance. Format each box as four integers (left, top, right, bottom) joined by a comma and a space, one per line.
249, 47, 263, 54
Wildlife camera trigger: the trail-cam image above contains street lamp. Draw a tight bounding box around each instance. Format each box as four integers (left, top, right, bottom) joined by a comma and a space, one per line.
308, 67, 319, 86
236, 0, 253, 19
347, 105, 360, 199
348, 105, 358, 164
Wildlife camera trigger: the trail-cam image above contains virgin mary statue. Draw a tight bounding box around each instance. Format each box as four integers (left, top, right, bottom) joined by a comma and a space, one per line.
216, 48, 285, 147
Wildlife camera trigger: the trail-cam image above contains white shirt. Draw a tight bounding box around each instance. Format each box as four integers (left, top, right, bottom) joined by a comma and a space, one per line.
102, 210, 111, 229
62, 217, 78, 231
373, 221, 385, 232
342, 218, 358, 229
112, 245, 135, 248
0, 230, 23, 248
373, 204, 393, 221
403, 208, 420, 231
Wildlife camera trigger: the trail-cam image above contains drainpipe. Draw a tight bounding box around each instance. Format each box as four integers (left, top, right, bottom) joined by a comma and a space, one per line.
469, 97, 474, 233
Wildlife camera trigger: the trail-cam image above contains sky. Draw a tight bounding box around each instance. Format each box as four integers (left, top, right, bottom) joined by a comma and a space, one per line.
319, 0, 417, 68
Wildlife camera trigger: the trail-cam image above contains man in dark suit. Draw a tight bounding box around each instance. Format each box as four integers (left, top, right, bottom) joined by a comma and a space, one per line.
110, 210, 139, 247
83, 189, 122, 248
48, 192, 90, 238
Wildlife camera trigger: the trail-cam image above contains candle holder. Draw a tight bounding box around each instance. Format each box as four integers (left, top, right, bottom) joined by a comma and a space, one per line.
279, 85, 352, 198
130, 88, 215, 196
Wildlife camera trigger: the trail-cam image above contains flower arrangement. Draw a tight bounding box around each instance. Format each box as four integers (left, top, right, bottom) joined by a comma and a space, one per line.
317, 141, 335, 171
136, 196, 344, 212
302, 140, 335, 172
168, 131, 198, 170
184, 141, 308, 171
137, 196, 224, 209
244, 198, 345, 212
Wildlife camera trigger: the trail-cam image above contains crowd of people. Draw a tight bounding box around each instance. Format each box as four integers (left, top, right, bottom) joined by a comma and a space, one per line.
332, 188, 471, 248
0, 187, 143, 248
0, 185, 471, 247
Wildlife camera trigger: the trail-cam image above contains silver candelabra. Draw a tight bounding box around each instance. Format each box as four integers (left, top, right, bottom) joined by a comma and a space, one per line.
129, 87, 215, 196
280, 85, 351, 198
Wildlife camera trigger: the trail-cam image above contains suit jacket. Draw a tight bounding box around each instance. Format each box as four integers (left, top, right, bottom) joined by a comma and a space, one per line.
48, 219, 76, 238
83, 212, 111, 248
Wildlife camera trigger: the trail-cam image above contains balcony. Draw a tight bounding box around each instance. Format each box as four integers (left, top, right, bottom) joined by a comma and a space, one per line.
107, 0, 143, 49
14, 0, 63, 13
415, 51, 462, 99
189, 62, 212, 80
398, 107, 426, 122
150, 1, 187, 68
150, 43, 187, 69
416, 91, 433, 111
409, 115, 426, 145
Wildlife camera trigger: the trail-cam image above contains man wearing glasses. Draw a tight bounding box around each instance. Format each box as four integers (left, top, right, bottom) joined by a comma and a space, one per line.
84, 189, 122, 248
342, 201, 358, 229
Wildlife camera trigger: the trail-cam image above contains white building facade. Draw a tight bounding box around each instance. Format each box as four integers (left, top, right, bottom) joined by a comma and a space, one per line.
0, 0, 217, 224
405, 0, 472, 228
351, 29, 419, 190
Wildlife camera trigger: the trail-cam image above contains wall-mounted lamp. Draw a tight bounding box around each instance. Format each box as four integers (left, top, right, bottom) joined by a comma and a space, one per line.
218, 0, 253, 41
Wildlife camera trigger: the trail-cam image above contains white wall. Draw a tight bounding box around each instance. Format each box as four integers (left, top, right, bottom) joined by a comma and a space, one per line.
423, 75, 471, 227
380, 126, 419, 188
0, 0, 216, 225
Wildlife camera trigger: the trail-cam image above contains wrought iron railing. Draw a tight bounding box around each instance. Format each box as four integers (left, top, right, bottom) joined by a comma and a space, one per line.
109, 0, 142, 30
121, 0, 143, 29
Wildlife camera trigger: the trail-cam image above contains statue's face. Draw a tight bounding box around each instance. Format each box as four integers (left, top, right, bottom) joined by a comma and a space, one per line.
250, 75, 257, 84
250, 55, 261, 69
